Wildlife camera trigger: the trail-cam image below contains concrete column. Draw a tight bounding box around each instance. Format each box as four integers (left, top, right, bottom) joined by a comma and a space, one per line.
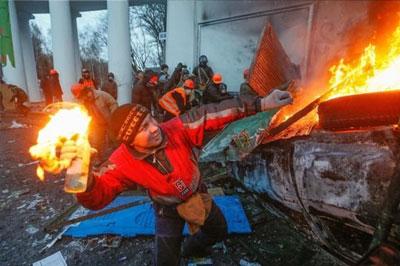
71, 11, 82, 81
2, 0, 27, 92
18, 12, 41, 102
49, 0, 76, 101
107, 0, 132, 105
165, 0, 196, 71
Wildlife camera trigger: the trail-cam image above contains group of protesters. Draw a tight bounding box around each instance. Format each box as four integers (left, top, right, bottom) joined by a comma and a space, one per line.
131, 55, 254, 122
0, 55, 254, 166
61, 55, 254, 166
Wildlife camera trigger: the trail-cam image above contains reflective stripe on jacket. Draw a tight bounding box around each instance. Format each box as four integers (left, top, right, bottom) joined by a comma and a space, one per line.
159, 87, 186, 116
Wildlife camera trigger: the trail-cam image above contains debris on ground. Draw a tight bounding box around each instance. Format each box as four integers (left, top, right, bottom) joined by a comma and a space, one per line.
239, 258, 262, 266
26, 225, 39, 235
187, 257, 213, 266
33, 251, 67, 266
99, 236, 122, 248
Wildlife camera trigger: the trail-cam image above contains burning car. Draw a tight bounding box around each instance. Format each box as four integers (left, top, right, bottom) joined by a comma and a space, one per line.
201, 13, 400, 264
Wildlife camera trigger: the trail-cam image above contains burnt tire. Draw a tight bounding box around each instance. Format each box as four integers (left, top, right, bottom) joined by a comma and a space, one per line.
318, 90, 400, 131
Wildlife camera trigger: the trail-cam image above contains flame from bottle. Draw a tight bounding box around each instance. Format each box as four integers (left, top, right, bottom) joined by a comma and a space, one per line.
29, 105, 91, 181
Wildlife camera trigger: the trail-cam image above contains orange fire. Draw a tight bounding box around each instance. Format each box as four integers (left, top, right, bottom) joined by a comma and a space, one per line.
264, 20, 400, 143
29, 104, 91, 181
327, 22, 400, 99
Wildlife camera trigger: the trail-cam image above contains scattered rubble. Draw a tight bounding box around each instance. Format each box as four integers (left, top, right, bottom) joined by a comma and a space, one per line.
32, 251, 67, 266
99, 236, 122, 248
26, 225, 39, 235
239, 258, 261, 266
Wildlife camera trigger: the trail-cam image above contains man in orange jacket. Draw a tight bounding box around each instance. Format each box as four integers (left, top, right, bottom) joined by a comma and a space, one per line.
159, 79, 195, 121
58, 85, 292, 265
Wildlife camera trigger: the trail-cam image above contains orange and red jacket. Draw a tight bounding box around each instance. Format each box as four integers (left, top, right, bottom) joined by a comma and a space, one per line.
76, 96, 261, 209
159, 87, 187, 116
81, 79, 97, 90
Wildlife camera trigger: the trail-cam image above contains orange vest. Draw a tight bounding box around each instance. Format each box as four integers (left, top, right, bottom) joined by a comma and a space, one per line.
159, 87, 186, 116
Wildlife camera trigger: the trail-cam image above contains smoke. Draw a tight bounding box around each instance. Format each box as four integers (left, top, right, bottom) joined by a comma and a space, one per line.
305, 1, 400, 89
269, 1, 400, 135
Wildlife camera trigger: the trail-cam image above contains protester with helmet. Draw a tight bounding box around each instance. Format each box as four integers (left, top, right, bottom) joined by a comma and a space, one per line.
240, 68, 257, 96
159, 79, 195, 121
192, 55, 214, 91
203, 73, 233, 104
102, 72, 118, 100
47, 69, 63, 102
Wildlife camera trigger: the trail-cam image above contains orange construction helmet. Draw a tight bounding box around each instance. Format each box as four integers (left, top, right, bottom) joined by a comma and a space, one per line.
212, 73, 223, 84
183, 79, 195, 89
71, 83, 84, 98
49, 69, 58, 75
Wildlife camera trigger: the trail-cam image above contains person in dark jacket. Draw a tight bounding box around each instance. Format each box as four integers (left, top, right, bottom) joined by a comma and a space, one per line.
102, 72, 118, 100
132, 70, 144, 88
40, 75, 53, 105
158, 64, 169, 86
192, 55, 214, 91
9, 85, 29, 116
240, 68, 257, 96
131, 69, 158, 112
55, 86, 292, 266
163, 62, 187, 94
203, 73, 232, 104
48, 69, 63, 102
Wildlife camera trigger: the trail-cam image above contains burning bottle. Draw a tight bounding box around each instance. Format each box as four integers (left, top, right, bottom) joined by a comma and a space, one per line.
29, 103, 92, 193
63, 138, 91, 193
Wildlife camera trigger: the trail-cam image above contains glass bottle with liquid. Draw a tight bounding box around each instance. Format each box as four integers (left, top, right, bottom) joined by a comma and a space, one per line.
64, 139, 91, 193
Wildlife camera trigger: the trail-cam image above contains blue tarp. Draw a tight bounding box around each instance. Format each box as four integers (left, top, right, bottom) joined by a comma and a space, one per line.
64, 195, 251, 237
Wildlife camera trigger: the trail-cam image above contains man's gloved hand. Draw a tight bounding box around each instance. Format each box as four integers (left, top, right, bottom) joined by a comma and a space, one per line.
261, 89, 293, 111
59, 139, 97, 169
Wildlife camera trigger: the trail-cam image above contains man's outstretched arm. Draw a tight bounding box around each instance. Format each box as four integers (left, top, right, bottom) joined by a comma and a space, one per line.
71, 160, 136, 210
180, 89, 292, 148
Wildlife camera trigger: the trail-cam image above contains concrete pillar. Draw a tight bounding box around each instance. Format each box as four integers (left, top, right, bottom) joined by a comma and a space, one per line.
2, 0, 27, 92
71, 11, 82, 81
165, 0, 196, 71
19, 11, 41, 102
107, 0, 132, 105
49, 0, 76, 101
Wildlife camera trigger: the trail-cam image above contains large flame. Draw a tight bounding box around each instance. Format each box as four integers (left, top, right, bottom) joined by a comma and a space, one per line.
264, 20, 400, 143
29, 105, 91, 181
327, 22, 400, 99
